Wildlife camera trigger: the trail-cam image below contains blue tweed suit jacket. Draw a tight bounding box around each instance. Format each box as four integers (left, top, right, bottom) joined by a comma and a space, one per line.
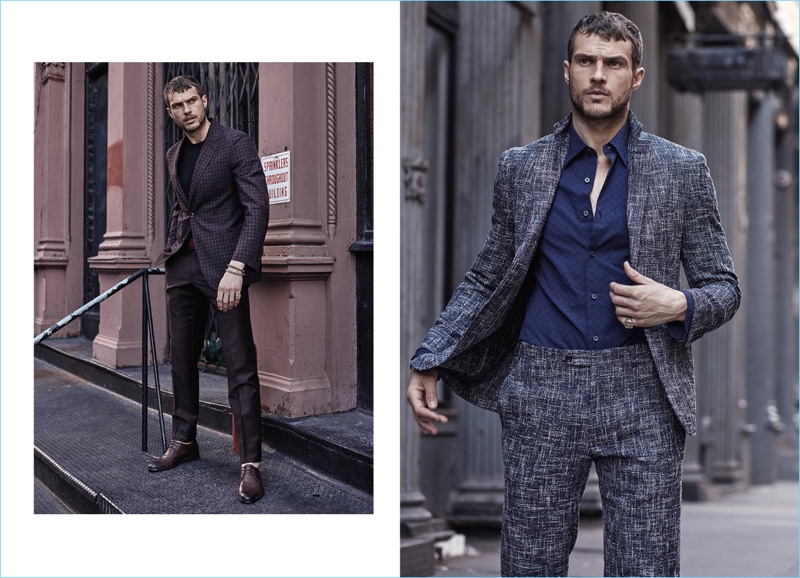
410, 113, 740, 436
156, 119, 269, 289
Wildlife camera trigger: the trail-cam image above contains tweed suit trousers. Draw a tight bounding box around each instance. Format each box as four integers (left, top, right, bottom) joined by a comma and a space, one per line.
498, 341, 685, 577
165, 243, 263, 464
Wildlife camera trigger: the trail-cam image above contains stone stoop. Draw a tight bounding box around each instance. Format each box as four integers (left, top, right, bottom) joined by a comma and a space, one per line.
34, 338, 373, 514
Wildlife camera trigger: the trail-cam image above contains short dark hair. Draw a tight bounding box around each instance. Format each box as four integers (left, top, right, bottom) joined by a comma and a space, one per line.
567, 11, 643, 70
163, 75, 206, 106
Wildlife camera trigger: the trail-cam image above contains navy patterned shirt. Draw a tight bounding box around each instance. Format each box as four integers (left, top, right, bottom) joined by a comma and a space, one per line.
519, 121, 693, 350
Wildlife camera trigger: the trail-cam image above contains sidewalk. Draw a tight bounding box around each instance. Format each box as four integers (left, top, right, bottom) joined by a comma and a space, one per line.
435, 481, 798, 577
34, 338, 372, 514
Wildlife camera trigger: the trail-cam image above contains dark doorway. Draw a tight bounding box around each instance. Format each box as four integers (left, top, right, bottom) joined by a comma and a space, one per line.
82, 62, 108, 339
351, 63, 374, 412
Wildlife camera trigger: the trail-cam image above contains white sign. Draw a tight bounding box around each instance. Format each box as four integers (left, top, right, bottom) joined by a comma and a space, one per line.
262, 151, 290, 205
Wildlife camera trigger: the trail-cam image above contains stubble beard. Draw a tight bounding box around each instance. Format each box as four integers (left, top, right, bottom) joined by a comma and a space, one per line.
181, 106, 208, 136
570, 84, 631, 128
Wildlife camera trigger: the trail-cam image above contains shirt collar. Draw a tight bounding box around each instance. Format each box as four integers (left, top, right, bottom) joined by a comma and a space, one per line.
565, 119, 630, 167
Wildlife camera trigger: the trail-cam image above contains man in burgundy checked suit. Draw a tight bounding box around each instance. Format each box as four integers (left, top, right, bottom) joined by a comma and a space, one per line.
150, 75, 269, 505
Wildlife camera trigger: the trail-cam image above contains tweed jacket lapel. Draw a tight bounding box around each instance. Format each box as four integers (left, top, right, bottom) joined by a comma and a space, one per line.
451, 119, 570, 354
625, 115, 651, 271
412, 117, 571, 412
501, 120, 569, 302
521, 118, 570, 253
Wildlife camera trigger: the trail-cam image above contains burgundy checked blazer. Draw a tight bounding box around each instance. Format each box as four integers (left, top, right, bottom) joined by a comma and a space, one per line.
156, 119, 269, 289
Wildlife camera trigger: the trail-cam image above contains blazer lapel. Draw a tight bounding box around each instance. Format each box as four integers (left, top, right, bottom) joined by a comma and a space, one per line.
167, 139, 191, 209
516, 122, 569, 272
626, 133, 652, 270
449, 124, 568, 365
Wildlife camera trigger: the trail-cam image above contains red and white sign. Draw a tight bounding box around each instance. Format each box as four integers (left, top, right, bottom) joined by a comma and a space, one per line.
262, 151, 291, 205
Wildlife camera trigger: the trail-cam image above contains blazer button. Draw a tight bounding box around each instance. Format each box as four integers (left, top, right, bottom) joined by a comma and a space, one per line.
592, 336, 599, 342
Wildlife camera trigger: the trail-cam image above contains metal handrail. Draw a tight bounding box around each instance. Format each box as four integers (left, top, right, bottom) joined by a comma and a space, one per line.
34, 267, 168, 454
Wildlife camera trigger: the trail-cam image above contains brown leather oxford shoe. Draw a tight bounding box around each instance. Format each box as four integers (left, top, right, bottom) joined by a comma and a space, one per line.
239, 464, 265, 504
148, 439, 200, 472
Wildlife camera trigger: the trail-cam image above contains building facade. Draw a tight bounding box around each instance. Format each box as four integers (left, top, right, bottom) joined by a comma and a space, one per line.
34, 62, 373, 417
401, 2, 798, 574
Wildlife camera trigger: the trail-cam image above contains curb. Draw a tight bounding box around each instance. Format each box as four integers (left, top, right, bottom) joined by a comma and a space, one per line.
34, 445, 123, 514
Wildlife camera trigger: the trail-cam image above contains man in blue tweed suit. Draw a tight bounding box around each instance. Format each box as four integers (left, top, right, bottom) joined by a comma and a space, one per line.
407, 12, 740, 576
151, 76, 269, 505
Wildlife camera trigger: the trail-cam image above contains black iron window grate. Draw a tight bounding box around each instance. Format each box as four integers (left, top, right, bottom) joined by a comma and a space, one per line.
163, 62, 259, 149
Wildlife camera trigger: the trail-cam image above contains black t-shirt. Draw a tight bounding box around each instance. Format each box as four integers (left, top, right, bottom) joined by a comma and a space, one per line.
177, 140, 204, 197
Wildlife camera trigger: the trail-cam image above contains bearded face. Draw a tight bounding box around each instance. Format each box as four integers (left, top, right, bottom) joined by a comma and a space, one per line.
564, 33, 644, 126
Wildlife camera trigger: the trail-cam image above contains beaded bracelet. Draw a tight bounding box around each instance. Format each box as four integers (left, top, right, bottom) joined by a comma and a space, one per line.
226, 267, 245, 277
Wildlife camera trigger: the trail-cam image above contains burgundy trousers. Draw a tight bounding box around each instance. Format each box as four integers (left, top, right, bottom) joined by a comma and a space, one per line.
164, 243, 262, 464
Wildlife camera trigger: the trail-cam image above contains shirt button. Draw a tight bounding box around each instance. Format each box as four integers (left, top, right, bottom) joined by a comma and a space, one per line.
590, 251, 596, 258
584, 177, 591, 184
583, 210, 590, 217
591, 293, 598, 300
592, 336, 599, 342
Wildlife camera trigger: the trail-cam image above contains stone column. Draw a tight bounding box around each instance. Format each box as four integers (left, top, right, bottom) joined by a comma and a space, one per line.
34, 63, 83, 337
773, 98, 798, 480
668, 90, 711, 500
745, 91, 783, 485
447, 2, 539, 526
258, 62, 357, 417
448, 401, 504, 526
90, 63, 153, 367
701, 91, 749, 486
400, 3, 445, 575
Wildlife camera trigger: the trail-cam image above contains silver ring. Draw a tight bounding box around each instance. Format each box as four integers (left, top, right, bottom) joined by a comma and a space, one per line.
624, 317, 634, 330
